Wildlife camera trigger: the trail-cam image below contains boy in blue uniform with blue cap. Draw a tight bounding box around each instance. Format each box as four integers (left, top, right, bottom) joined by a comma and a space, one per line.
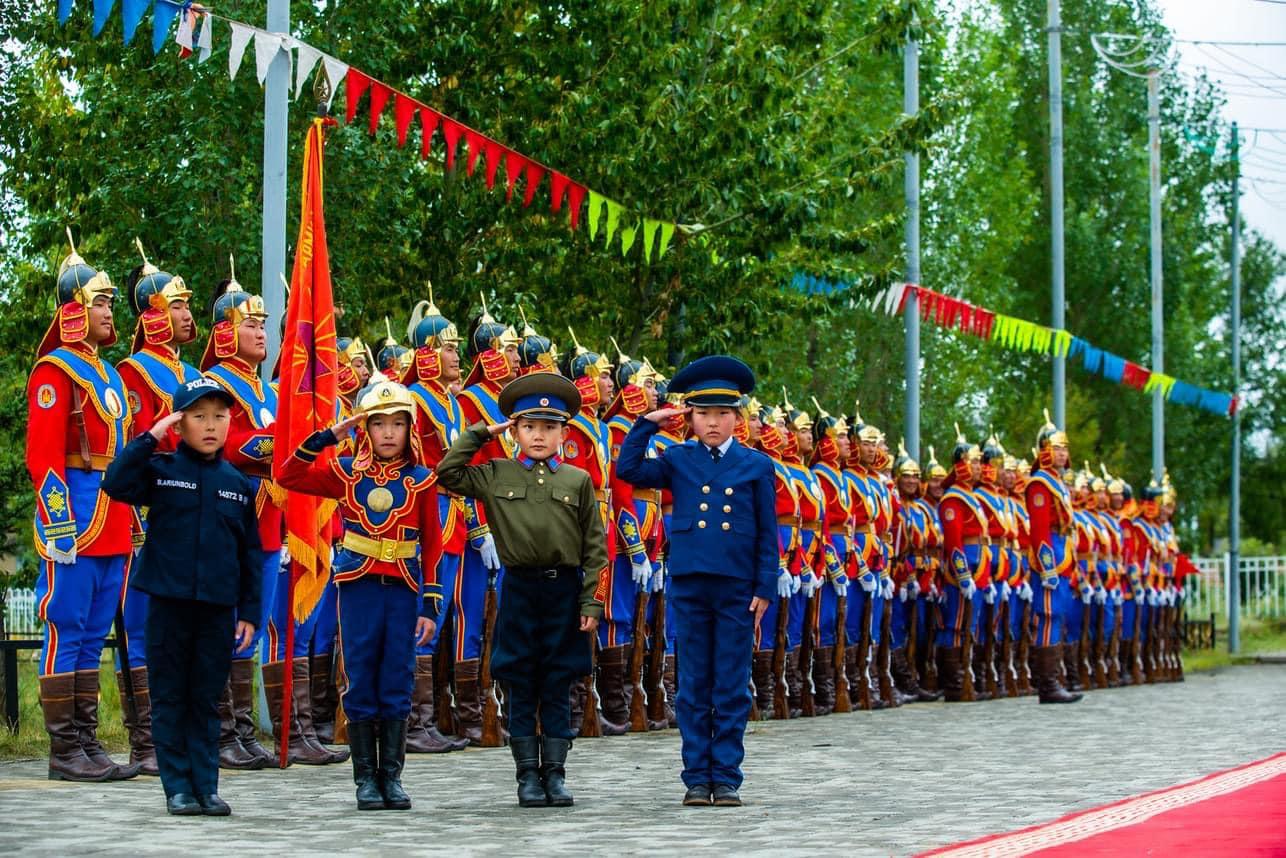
616, 355, 777, 807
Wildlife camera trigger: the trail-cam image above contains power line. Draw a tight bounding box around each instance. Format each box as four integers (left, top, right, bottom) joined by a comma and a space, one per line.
1211, 44, 1286, 83
1172, 38, 1286, 47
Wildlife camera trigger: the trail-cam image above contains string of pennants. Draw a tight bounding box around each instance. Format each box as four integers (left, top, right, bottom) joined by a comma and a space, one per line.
825, 279, 1235, 417
55, 0, 685, 263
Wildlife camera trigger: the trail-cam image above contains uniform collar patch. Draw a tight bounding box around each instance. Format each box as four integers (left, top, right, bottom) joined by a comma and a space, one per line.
518, 453, 561, 472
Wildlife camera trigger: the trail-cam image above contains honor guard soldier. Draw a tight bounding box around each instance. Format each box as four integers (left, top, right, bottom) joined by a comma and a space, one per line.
1090, 466, 1123, 686
336, 336, 371, 409
777, 397, 825, 716
376, 318, 410, 382
436, 373, 609, 808
558, 330, 618, 733
934, 426, 991, 702
888, 443, 940, 702
617, 356, 778, 808
975, 432, 1014, 698
452, 296, 522, 742
102, 378, 264, 816
600, 343, 662, 733
278, 376, 444, 810
808, 402, 854, 714
1136, 481, 1165, 681
113, 240, 201, 776
401, 289, 471, 753
27, 230, 140, 782
916, 447, 947, 687
1025, 411, 1081, 703
847, 406, 893, 708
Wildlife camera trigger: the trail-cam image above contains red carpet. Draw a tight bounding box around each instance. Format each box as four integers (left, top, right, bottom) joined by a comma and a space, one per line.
922, 752, 1286, 857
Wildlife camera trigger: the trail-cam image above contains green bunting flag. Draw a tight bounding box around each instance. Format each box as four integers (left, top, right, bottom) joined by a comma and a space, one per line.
587, 191, 606, 241
604, 200, 623, 249
642, 218, 660, 263
620, 222, 638, 256
658, 221, 676, 259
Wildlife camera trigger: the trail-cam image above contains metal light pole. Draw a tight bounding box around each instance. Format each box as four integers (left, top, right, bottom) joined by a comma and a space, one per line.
262, 0, 290, 378
1228, 122, 1241, 654
1048, 0, 1066, 427
904, 29, 921, 461
1148, 70, 1165, 481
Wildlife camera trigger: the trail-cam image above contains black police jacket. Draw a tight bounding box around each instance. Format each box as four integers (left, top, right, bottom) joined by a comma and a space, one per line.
103, 433, 263, 621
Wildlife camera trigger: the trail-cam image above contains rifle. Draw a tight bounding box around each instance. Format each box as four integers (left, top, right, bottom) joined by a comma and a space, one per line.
646, 571, 668, 724
771, 595, 790, 720
1092, 600, 1108, 688
1078, 594, 1093, 690
1018, 600, 1033, 695
1130, 596, 1145, 684
113, 603, 138, 725
877, 593, 894, 706
960, 590, 976, 702
997, 596, 1016, 697
1107, 598, 1122, 686
628, 587, 650, 732
578, 637, 603, 738
434, 611, 455, 735
799, 586, 818, 717
922, 588, 939, 692
71, 388, 93, 471
479, 569, 503, 747
905, 587, 920, 686
981, 598, 999, 698
832, 592, 852, 714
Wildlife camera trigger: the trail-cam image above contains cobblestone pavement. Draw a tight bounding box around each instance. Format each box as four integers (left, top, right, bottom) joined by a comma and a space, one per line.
2, 665, 1283, 857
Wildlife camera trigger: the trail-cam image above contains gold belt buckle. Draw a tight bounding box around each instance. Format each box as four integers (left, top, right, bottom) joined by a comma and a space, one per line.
379, 538, 398, 561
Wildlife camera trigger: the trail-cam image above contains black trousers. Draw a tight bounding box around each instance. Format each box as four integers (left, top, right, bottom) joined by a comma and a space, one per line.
145, 595, 235, 798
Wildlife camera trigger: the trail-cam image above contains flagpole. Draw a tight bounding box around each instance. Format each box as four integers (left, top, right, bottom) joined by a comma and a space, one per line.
262, 0, 289, 380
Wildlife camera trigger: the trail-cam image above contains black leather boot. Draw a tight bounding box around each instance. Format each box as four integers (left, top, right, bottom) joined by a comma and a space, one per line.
540, 736, 574, 807
510, 736, 546, 807
378, 718, 412, 809
347, 720, 384, 810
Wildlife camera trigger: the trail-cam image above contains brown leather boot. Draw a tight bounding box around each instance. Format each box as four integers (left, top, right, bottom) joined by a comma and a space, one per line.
1034, 645, 1083, 704
812, 646, 835, 715
784, 649, 803, 718
1000, 638, 1020, 698
891, 647, 941, 702
594, 646, 630, 736
74, 670, 139, 780
217, 676, 264, 769
263, 660, 326, 765
116, 666, 159, 776
969, 648, 993, 702
230, 659, 273, 764
406, 655, 466, 753
568, 678, 587, 736
937, 647, 966, 702
453, 659, 483, 745
291, 657, 349, 763
662, 654, 678, 727
41, 672, 115, 781
309, 653, 338, 744
1061, 643, 1081, 691
877, 643, 903, 708
751, 650, 774, 719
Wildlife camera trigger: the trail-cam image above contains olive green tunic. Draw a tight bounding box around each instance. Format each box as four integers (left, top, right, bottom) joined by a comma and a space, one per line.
436, 424, 607, 617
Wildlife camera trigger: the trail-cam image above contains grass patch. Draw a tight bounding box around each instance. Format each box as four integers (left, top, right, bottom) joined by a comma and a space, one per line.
1, 656, 128, 761
1182, 615, 1286, 673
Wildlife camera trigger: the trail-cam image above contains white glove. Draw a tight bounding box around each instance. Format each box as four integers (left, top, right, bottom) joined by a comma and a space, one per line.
898, 585, 909, 603
630, 554, 652, 588
1093, 586, 1107, 606
880, 577, 894, 600
983, 585, 995, 605
777, 570, 794, 599
800, 571, 820, 597
929, 583, 940, 600
1112, 588, 1124, 607
476, 532, 502, 571
1000, 581, 1012, 602
1177, 585, 1186, 600
859, 571, 878, 593
46, 539, 77, 566
831, 575, 849, 597
650, 564, 666, 593
907, 578, 921, 599
280, 545, 292, 566
790, 573, 802, 595
1019, 581, 1034, 602
1146, 588, 1159, 607
959, 577, 977, 600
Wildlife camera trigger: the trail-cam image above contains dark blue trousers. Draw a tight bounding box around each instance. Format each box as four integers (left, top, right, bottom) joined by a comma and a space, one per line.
145, 596, 234, 799
337, 576, 418, 722
670, 572, 755, 790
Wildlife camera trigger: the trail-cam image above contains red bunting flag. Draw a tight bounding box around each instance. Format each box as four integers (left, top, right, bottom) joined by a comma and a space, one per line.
484, 140, 504, 190
464, 129, 485, 176
567, 183, 587, 229
345, 68, 371, 125
549, 172, 570, 212
367, 83, 391, 135
394, 93, 416, 147
419, 107, 440, 160
441, 118, 462, 169
1122, 361, 1150, 390
504, 150, 526, 201
523, 161, 546, 207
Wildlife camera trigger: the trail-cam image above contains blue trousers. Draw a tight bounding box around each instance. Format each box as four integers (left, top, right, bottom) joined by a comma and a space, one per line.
888, 595, 910, 649
1033, 578, 1072, 646
146, 596, 234, 799
787, 589, 808, 648
934, 584, 984, 648
455, 548, 503, 661
1120, 599, 1138, 641
847, 587, 872, 647
417, 550, 460, 657
233, 550, 278, 662
599, 553, 639, 648
671, 573, 754, 790
36, 554, 125, 676
119, 551, 148, 669
1009, 591, 1026, 642
755, 595, 789, 652
337, 576, 418, 722
817, 582, 839, 647
310, 573, 339, 657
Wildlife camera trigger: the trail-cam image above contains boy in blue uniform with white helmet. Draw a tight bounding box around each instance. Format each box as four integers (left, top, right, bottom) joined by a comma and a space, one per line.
616, 355, 778, 807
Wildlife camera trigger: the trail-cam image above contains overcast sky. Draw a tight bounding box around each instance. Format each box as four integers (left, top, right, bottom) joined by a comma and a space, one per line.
1157, 0, 1286, 259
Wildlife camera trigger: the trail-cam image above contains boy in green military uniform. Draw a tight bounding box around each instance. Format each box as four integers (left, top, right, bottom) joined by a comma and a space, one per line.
436, 372, 608, 808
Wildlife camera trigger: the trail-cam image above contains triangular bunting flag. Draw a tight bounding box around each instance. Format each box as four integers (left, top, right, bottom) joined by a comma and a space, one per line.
503, 150, 525, 202
254, 31, 286, 86
604, 200, 622, 248
567, 183, 586, 229
657, 221, 675, 258
484, 140, 504, 190
320, 56, 348, 110
642, 219, 660, 263
393, 93, 416, 147
366, 83, 391, 136
464, 129, 485, 177
522, 162, 545, 207
93, 0, 117, 38
122, 0, 150, 45
549, 173, 570, 213
440, 119, 462, 170
175, 7, 194, 55
227, 21, 255, 81
294, 42, 321, 101
587, 192, 605, 240
419, 107, 440, 160
344, 68, 371, 125
620, 222, 637, 257
153, 0, 182, 54
57, 0, 75, 26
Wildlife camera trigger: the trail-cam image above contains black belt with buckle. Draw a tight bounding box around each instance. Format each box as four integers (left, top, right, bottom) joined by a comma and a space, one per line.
508, 565, 576, 581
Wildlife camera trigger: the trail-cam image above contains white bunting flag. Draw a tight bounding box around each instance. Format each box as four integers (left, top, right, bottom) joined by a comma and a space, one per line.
228, 22, 254, 81
197, 12, 213, 64
294, 42, 321, 101
320, 55, 350, 110
254, 31, 288, 86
